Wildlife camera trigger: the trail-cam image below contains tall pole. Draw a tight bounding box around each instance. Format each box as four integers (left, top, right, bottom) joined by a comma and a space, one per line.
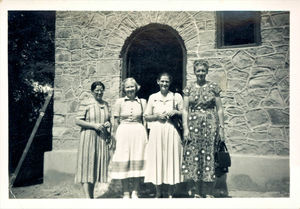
9, 91, 53, 187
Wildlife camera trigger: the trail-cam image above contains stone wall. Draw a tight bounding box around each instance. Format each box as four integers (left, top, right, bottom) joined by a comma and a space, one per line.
54, 11, 289, 156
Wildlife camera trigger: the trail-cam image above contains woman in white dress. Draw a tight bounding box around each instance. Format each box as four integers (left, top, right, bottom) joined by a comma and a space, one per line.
110, 78, 147, 199
144, 72, 183, 198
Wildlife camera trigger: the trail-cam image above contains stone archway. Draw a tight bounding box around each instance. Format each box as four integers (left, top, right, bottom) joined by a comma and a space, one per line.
120, 23, 187, 99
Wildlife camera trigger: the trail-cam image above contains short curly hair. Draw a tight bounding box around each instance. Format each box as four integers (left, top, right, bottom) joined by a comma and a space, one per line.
122, 77, 141, 94
91, 81, 105, 91
193, 60, 209, 72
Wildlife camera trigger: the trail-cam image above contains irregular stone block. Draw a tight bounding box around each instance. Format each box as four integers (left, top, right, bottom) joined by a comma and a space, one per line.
53, 115, 65, 125
227, 68, 249, 80
225, 106, 244, 115
261, 15, 273, 28
69, 39, 82, 50
56, 27, 72, 38
247, 132, 268, 141
275, 140, 289, 155
227, 79, 247, 92
65, 89, 75, 101
198, 31, 215, 45
268, 127, 284, 140
232, 51, 254, 69
245, 109, 269, 127
267, 109, 289, 125
96, 60, 120, 75
261, 28, 284, 42
271, 12, 289, 26
56, 50, 71, 62
261, 89, 285, 108
248, 75, 273, 89
52, 127, 67, 138
54, 101, 68, 115
71, 50, 81, 62
68, 101, 79, 113
255, 54, 286, 69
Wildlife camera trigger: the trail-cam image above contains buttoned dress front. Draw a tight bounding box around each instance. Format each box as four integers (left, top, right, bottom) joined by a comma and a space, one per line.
144, 91, 183, 185
75, 98, 110, 184
110, 97, 148, 179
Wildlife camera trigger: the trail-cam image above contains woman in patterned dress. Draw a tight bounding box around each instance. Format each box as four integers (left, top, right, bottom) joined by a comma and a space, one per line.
182, 60, 225, 198
75, 81, 111, 198
144, 72, 183, 198
110, 78, 147, 199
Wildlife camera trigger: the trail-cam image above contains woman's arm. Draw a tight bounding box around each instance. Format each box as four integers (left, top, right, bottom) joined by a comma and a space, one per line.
75, 118, 103, 131
215, 96, 225, 142
182, 95, 189, 138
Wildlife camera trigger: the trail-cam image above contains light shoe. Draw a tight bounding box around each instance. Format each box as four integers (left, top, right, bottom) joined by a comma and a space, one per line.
123, 192, 130, 199
131, 191, 139, 199
205, 195, 214, 198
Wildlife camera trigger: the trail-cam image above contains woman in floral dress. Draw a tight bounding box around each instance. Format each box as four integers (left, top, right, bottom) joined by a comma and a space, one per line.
182, 60, 225, 198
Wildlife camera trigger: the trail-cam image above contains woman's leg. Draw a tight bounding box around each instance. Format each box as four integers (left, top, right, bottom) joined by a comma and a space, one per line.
131, 177, 141, 198
155, 184, 162, 198
121, 178, 130, 198
165, 184, 175, 198
81, 182, 95, 198
200, 181, 215, 198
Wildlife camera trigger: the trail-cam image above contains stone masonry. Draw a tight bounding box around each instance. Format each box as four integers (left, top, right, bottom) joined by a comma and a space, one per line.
53, 11, 289, 157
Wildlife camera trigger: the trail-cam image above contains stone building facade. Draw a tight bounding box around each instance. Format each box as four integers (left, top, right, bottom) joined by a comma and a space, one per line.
45, 11, 289, 190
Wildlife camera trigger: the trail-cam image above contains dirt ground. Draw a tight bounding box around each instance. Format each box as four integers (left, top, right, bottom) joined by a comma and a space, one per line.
9, 181, 288, 199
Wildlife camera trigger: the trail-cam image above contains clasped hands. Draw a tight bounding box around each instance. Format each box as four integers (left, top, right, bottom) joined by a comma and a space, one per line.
93, 121, 111, 132
156, 110, 177, 122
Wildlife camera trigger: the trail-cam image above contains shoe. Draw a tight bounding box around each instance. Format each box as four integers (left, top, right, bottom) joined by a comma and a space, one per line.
131, 191, 139, 199
123, 192, 130, 199
205, 195, 214, 198
194, 194, 202, 198
168, 195, 173, 198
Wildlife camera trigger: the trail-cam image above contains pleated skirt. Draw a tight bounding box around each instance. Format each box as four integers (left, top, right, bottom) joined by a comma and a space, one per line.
144, 122, 183, 185
110, 122, 148, 179
75, 129, 109, 183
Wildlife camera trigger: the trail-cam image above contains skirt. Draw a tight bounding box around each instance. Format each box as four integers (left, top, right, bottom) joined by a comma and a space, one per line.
75, 130, 109, 183
110, 122, 148, 179
144, 122, 183, 185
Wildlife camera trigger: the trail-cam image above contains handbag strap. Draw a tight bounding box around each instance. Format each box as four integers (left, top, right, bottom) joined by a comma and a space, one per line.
173, 93, 176, 110
139, 98, 144, 125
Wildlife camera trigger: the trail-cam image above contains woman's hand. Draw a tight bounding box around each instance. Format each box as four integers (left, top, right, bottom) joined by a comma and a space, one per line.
166, 110, 177, 118
157, 113, 168, 122
103, 121, 111, 128
93, 123, 105, 132
219, 127, 225, 142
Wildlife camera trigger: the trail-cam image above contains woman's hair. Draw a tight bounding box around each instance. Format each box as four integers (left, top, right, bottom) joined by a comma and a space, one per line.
157, 72, 173, 84
91, 81, 105, 91
193, 60, 209, 72
122, 77, 141, 93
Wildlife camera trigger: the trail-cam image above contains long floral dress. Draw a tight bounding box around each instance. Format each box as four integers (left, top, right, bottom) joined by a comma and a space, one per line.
182, 81, 221, 183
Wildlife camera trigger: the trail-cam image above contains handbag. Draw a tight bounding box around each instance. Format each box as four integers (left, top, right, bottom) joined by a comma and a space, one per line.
215, 141, 231, 176
169, 93, 183, 139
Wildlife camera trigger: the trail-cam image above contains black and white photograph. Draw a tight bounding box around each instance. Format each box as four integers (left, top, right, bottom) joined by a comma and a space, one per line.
0, 0, 300, 208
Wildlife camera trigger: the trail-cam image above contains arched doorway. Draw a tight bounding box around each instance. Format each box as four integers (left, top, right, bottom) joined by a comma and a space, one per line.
120, 23, 186, 100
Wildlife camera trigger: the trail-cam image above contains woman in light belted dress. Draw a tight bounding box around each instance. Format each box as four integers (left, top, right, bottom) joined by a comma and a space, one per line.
144, 72, 183, 198
110, 77, 147, 199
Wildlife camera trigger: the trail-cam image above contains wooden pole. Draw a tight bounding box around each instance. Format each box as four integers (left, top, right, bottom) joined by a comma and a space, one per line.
9, 91, 53, 187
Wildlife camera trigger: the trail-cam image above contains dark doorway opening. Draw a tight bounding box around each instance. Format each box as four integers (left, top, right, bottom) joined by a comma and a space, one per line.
121, 23, 186, 100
